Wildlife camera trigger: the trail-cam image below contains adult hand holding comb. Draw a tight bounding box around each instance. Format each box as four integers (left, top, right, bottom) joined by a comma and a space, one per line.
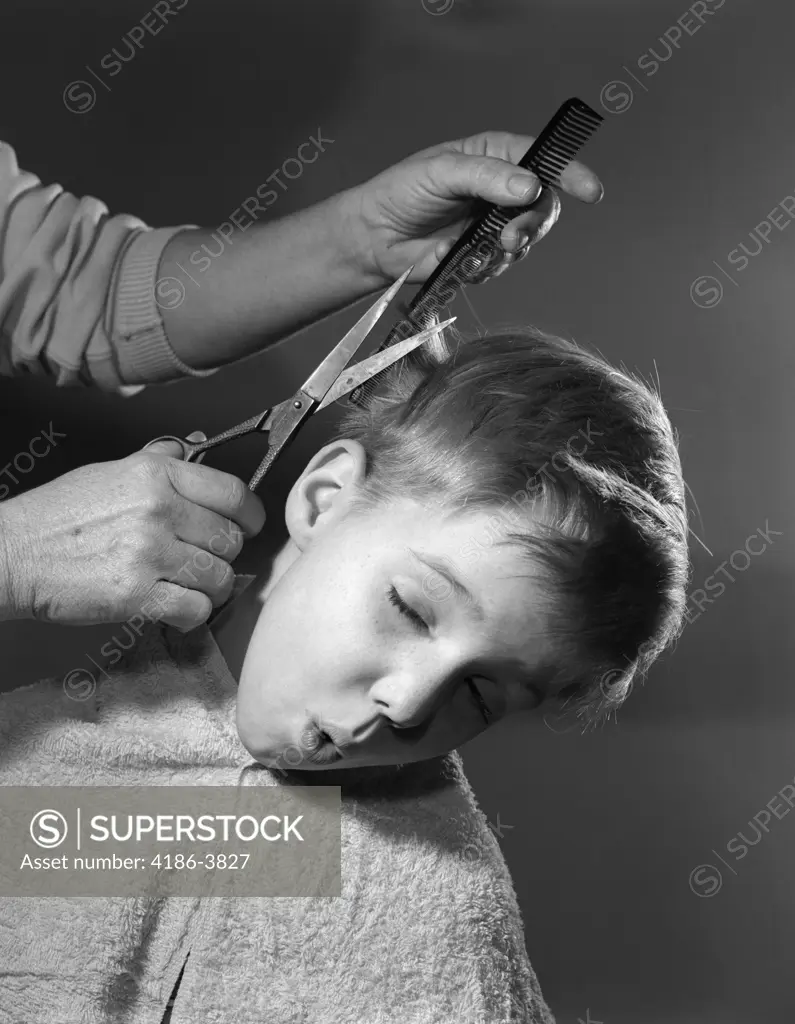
345, 97, 604, 406
343, 105, 604, 291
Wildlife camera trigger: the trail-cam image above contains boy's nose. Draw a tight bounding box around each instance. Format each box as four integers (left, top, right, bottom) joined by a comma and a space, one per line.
371, 672, 447, 730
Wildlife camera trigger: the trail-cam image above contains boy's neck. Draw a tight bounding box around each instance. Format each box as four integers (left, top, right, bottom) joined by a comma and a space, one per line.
209, 536, 298, 681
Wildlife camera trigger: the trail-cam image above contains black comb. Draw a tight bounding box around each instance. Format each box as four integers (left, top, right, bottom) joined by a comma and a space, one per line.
348, 97, 604, 409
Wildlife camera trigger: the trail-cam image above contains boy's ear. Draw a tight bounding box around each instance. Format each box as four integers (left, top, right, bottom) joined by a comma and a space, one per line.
284, 440, 367, 550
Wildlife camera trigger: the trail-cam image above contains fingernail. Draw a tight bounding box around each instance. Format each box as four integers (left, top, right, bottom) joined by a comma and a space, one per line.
516, 232, 530, 249
507, 174, 540, 200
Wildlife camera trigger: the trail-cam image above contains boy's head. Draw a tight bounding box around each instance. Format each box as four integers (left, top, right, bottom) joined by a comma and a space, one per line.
236, 324, 690, 771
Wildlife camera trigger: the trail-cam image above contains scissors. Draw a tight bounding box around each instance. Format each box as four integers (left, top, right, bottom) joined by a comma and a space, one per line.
144, 266, 456, 492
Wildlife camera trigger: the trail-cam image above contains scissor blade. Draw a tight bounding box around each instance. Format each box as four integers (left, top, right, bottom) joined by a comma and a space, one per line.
206, 573, 257, 626
300, 266, 415, 404
316, 317, 457, 411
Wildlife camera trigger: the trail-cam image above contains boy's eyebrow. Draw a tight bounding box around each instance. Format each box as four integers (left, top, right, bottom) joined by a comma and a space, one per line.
406, 547, 485, 622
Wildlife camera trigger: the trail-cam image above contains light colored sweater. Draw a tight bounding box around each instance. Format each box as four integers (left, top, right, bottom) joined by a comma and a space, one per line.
0, 140, 216, 392
0, 617, 554, 1024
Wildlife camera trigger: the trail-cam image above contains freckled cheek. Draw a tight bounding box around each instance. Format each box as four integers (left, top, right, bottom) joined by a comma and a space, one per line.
262, 561, 382, 685
319, 579, 384, 679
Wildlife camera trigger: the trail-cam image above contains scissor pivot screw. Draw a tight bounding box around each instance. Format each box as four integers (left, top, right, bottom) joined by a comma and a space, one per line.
294, 401, 302, 409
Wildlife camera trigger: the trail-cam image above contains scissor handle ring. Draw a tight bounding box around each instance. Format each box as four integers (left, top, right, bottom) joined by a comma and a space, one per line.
142, 435, 204, 462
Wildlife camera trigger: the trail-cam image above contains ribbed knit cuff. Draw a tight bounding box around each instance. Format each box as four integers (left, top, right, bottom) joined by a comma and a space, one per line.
110, 225, 220, 386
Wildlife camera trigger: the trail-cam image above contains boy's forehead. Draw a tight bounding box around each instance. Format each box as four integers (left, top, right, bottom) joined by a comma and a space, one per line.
380, 499, 531, 551
355, 501, 531, 580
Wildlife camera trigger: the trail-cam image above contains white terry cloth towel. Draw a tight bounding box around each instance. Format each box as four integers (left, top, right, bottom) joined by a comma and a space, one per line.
0, 618, 555, 1024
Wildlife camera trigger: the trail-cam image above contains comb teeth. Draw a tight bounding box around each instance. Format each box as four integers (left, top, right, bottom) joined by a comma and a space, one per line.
349, 98, 603, 410
519, 99, 603, 188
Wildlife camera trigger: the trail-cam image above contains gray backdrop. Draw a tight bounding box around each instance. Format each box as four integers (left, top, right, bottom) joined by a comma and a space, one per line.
1, 0, 790, 1020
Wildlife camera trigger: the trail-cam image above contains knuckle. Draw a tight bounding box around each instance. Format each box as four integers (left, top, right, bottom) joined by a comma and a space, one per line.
140, 489, 170, 518
184, 592, 212, 625
118, 528, 157, 563
211, 522, 243, 558
144, 593, 170, 623
127, 452, 165, 482
224, 477, 247, 515
463, 130, 491, 153
429, 151, 458, 186
230, 520, 246, 550
209, 567, 235, 608
225, 535, 244, 562
476, 159, 502, 193
204, 562, 233, 605
216, 559, 236, 591
126, 457, 172, 515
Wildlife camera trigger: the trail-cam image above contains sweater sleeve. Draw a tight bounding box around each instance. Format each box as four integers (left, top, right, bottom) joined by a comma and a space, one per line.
0, 140, 220, 393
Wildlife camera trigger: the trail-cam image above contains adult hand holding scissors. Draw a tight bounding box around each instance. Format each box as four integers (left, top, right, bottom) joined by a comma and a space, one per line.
0, 433, 264, 631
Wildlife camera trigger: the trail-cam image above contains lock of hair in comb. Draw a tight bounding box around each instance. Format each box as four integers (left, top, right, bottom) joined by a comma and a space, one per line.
348, 96, 604, 409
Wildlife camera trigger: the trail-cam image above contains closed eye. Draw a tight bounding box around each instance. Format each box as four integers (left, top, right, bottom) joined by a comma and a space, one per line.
387, 585, 428, 632
387, 586, 494, 726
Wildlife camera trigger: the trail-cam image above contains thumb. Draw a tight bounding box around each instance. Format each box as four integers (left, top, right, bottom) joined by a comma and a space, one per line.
430, 153, 542, 208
